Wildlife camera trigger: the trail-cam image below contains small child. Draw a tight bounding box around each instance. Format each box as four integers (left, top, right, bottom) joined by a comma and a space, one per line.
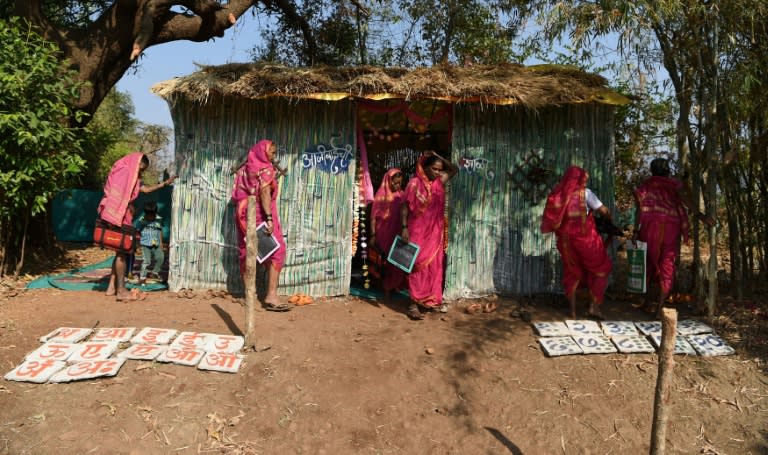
135, 201, 165, 285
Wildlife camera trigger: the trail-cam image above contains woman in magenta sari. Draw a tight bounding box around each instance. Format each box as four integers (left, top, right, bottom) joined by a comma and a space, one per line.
541, 166, 613, 319
370, 168, 406, 299
99, 152, 175, 301
400, 151, 458, 320
634, 158, 713, 317
232, 140, 290, 311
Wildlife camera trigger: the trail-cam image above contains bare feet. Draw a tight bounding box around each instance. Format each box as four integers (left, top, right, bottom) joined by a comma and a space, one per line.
587, 303, 604, 320
116, 288, 147, 302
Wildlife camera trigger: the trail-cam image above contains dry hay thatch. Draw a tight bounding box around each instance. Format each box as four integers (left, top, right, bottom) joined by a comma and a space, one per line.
151, 62, 628, 108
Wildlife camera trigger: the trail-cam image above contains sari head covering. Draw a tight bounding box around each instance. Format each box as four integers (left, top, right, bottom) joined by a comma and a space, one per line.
232, 139, 276, 203
541, 166, 588, 234
372, 168, 403, 224
98, 152, 145, 226
406, 155, 437, 216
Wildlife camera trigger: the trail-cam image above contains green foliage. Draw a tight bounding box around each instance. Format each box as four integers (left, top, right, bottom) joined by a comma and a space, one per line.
405, 0, 517, 64
79, 88, 171, 188
0, 17, 86, 220
80, 88, 138, 188
252, 0, 523, 66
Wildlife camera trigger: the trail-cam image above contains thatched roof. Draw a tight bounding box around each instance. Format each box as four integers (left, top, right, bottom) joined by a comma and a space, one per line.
151, 62, 629, 108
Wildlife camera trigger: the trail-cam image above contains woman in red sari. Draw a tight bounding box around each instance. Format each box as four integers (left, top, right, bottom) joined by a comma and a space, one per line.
370, 168, 406, 299
541, 166, 613, 319
99, 152, 175, 301
634, 158, 712, 317
232, 140, 290, 311
400, 151, 458, 320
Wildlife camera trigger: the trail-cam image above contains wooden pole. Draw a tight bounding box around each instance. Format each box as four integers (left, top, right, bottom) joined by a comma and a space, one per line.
244, 195, 258, 350
650, 308, 677, 454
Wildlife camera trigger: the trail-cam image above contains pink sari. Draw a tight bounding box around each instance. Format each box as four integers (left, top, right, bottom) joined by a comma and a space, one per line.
97, 152, 144, 226
372, 168, 406, 291
232, 140, 286, 273
404, 158, 446, 307
635, 176, 687, 294
541, 167, 612, 304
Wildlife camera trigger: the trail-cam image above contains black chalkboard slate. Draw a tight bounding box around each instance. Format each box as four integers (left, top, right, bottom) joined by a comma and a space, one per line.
387, 235, 420, 273
256, 222, 280, 263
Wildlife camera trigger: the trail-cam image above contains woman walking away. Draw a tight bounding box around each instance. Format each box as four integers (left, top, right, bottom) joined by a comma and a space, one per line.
371, 168, 407, 301
541, 166, 613, 319
634, 158, 714, 317
99, 152, 175, 301
400, 151, 458, 320
232, 140, 291, 312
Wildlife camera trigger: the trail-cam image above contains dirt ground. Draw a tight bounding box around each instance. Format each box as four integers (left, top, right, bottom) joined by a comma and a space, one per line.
0, 245, 767, 454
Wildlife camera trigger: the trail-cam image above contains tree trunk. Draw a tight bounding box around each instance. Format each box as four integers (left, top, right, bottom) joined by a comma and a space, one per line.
244, 195, 258, 350
650, 308, 677, 455
723, 173, 743, 300
12, 210, 30, 279
14, 0, 260, 123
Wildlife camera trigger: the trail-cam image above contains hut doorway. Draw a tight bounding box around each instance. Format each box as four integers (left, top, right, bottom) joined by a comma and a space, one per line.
350, 100, 453, 296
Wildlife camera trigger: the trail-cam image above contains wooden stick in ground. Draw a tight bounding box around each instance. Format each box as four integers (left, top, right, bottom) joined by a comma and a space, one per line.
650, 308, 677, 454
244, 195, 258, 350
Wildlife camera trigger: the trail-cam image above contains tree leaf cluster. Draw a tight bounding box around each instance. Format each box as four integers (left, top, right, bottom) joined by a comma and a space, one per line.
252, 0, 523, 66
0, 17, 87, 275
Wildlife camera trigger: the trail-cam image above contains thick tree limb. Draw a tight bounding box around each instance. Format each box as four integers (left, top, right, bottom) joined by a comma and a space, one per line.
13, 0, 259, 121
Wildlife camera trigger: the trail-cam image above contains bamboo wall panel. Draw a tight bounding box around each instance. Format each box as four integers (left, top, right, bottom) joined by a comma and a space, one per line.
446, 104, 616, 298
167, 97, 355, 296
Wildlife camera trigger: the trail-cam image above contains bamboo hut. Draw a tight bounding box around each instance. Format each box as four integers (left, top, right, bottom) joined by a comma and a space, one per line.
151, 63, 628, 298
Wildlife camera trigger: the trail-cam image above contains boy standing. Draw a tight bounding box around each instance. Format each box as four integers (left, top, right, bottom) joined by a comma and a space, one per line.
135, 201, 165, 285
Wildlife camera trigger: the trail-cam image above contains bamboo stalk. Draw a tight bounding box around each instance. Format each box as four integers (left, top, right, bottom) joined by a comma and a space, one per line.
244, 195, 258, 350
650, 308, 677, 454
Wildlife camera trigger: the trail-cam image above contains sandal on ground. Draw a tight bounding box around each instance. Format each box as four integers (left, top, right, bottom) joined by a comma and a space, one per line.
407, 304, 424, 320
265, 301, 292, 312
482, 302, 498, 313
465, 303, 482, 314
295, 294, 313, 306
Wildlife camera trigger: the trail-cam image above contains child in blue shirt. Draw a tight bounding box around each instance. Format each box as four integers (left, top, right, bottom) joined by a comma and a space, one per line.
134, 201, 165, 285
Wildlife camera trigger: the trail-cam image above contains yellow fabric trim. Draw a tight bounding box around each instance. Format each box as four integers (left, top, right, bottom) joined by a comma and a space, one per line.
244, 91, 628, 106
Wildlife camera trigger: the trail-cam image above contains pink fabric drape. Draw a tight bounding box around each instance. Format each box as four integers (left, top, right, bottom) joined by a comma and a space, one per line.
542, 167, 611, 304
372, 168, 406, 291
98, 152, 144, 226
635, 176, 688, 293
232, 140, 286, 273
356, 101, 453, 204
404, 157, 446, 307
541, 166, 588, 234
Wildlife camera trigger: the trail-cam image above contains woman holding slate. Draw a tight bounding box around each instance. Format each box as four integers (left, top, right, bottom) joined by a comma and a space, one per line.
400, 151, 458, 320
232, 140, 290, 312
371, 168, 407, 299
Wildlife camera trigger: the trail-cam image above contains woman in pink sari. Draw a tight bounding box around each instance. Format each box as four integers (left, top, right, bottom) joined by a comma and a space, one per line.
634, 158, 713, 317
99, 152, 175, 301
400, 151, 458, 320
232, 140, 290, 311
541, 166, 613, 319
370, 168, 406, 299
